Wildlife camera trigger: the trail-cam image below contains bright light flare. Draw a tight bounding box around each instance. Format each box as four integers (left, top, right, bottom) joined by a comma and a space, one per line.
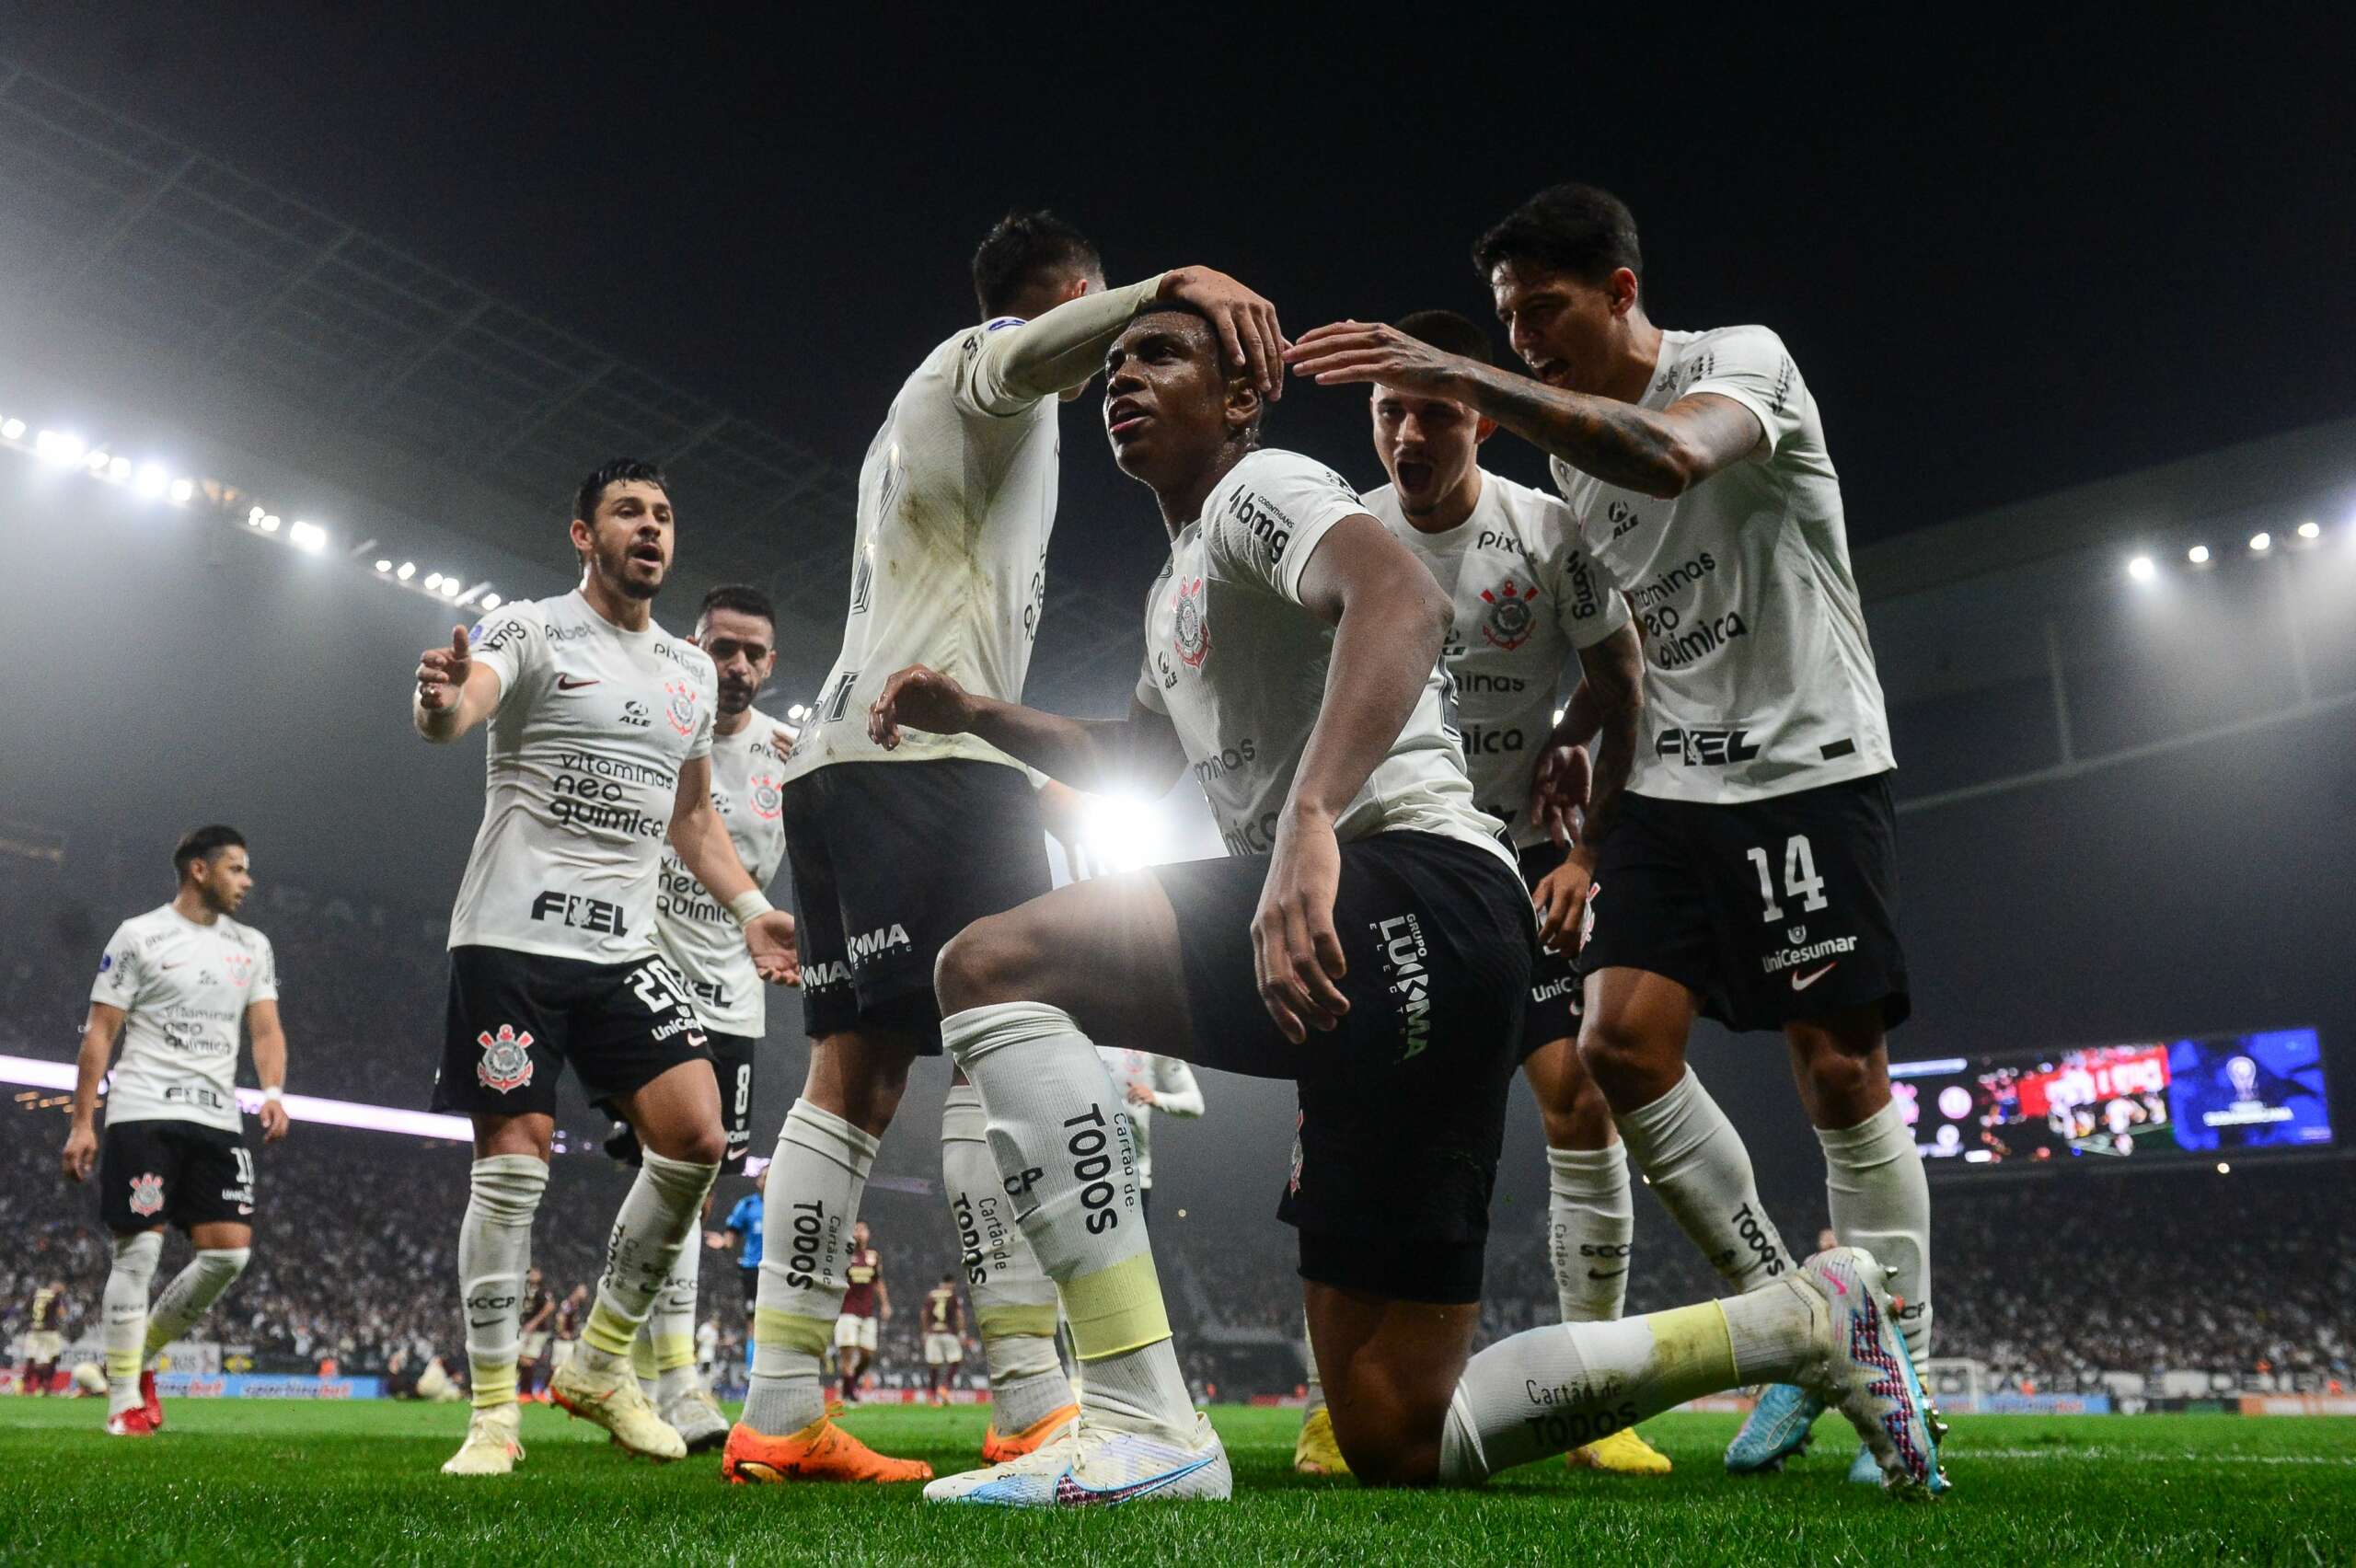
2297, 521, 2320, 540
396, 561, 416, 581
787, 703, 808, 721
2127, 555, 2156, 583
2249, 532, 2271, 553
479, 593, 502, 610
375, 559, 393, 573
0, 418, 24, 441
133, 463, 169, 498
37, 430, 86, 467
168, 478, 194, 503
2187, 544, 2211, 564
1075, 792, 1167, 874
288, 520, 327, 553
422, 572, 443, 590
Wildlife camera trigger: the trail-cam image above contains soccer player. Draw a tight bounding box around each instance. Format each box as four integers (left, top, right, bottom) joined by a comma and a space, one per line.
1095, 1049, 1204, 1224
833, 1221, 888, 1404
1338, 307, 1665, 1478
1288, 182, 1936, 1486
413, 457, 799, 1477
59, 824, 291, 1436
19, 1282, 67, 1395
921, 1275, 966, 1405
872, 305, 1942, 1503
516, 1268, 556, 1401
725, 208, 1284, 1486
606, 582, 792, 1451
714, 1166, 766, 1319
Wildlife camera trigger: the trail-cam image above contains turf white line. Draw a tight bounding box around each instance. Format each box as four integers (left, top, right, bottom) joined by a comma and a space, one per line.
1962, 1447, 2356, 1466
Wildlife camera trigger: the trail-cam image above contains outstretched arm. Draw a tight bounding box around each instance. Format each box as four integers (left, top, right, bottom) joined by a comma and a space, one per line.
413, 626, 503, 742
868, 671, 1189, 799
1287, 322, 1762, 498
965, 268, 1287, 412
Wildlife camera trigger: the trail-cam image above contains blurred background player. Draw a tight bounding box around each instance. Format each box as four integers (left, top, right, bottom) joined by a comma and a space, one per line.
606, 582, 792, 1452
549, 1286, 588, 1379
728, 207, 1284, 1486
1346, 307, 1664, 1478
413, 457, 798, 1476
58, 824, 292, 1436
1289, 181, 1930, 1486
712, 1164, 766, 1323
515, 1269, 556, 1402
921, 1274, 966, 1405
1096, 1049, 1204, 1225
832, 1221, 889, 1406
18, 1282, 68, 1395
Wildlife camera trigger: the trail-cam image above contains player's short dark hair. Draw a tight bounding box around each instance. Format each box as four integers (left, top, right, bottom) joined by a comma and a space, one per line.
573, 457, 670, 526
172, 824, 245, 878
1472, 183, 1643, 286
698, 583, 776, 634
972, 210, 1102, 319
1393, 309, 1496, 366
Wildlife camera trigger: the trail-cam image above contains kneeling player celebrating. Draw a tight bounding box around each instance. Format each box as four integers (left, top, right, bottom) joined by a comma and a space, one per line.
869, 305, 1942, 1504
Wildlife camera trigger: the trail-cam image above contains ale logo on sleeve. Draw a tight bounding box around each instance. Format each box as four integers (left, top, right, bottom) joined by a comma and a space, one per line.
1173, 578, 1210, 669
128, 1172, 165, 1217
475, 1025, 537, 1093
1479, 578, 1538, 651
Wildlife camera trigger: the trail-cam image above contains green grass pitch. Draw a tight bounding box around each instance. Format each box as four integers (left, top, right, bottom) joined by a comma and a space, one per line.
2, 1400, 2350, 1564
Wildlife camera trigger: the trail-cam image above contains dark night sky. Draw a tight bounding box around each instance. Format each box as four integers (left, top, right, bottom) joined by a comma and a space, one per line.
9, 3, 2356, 597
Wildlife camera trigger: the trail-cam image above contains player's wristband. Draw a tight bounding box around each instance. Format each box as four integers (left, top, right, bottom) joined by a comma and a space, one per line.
261, 1087, 283, 1104
728, 890, 775, 928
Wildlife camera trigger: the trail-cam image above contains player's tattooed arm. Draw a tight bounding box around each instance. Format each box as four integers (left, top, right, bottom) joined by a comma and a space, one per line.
1284, 321, 1760, 497
1259, 514, 1453, 1042
669, 755, 801, 985
246, 998, 291, 1143
60, 1003, 125, 1182
412, 626, 502, 742
867, 666, 1189, 795
1566, 623, 1642, 847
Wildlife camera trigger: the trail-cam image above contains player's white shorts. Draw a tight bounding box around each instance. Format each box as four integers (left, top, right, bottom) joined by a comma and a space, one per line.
549, 1338, 578, 1372
923, 1332, 962, 1366
833, 1314, 879, 1353
520, 1332, 552, 1362
23, 1331, 64, 1363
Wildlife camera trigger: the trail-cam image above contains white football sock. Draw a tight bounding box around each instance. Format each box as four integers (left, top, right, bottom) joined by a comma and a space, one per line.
1546, 1142, 1633, 1323
579, 1149, 720, 1373
142, 1248, 248, 1366
457, 1153, 548, 1411
943, 1080, 1074, 1434
1300, 1305, 1323, 1417
1615, 1067, 1796, 1292
1819, 1098, 1933, 1358
745, 1100, 876, 1435
1438, 1279, 1822, 1483
102, 1229, 162, 1416
648, 1242, 703, 1402
943, 1001, 1193, 1439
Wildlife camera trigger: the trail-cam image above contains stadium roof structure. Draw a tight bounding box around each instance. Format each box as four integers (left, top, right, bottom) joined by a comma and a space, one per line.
0, 59, 1138, 703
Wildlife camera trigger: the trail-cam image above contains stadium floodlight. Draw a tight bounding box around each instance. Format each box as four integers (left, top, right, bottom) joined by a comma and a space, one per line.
2249, 532, 2271, 553
288, 520, 327, 553
396, 560, 417, 580
1078, 791, 1169, 874
259, 513, 281, 533
36, 430, 85, 467
479, 593, 502, 610
422, 572, 444, 590
2187, 544, 2211, 564
2217, 1162, 2231, 1174
441, 577, 462, 598
375, 559, 393, 572
2127, 555, 2156, 583
0, 417, 23, 441
85, 449, 110, 475
787, 702, 808, 721
105, 455, 132, 484
2297, 521, 2320, 540
169, 477, 194, 503
133, 463, 169, 498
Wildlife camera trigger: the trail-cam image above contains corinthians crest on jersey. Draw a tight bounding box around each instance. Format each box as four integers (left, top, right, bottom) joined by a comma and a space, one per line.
1172, 577, 1210, 668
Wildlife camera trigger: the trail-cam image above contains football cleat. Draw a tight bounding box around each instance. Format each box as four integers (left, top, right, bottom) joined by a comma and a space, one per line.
1292, 1406, 1351, 1477
1792, 1247, 1949, 1498
722, 1417, 933, 1484
925, 1412, 1230, 1507
104, 1407, 160, 1437
440, 1407, 525, 1475
982, 1401, 1081, 1465
1567, 1425, 1673, 1475
549, 1360, 686, 1460
139, 1369, 164, 1430
1724, 1382, 1824, 1473
661, 1388, 732, 1454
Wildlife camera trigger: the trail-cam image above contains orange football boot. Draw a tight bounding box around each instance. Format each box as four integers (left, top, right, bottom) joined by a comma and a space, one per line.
980, 1402, 1079, 1465
721, 1418, 933, 1484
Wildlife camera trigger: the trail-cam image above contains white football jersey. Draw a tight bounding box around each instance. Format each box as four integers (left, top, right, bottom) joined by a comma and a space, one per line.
781, 319, 1060, 780
1368, 470, 1631, 849
448, 590, 716, 964
89, 905, 278, 1133
654, 710, 789, 1036
1549, 326, 1893, 805
1135, 447, 1512, 870
1096, 1047, 1204, 1189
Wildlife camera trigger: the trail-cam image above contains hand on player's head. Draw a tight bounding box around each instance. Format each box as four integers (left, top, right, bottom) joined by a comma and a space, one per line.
1286, 319, 1463, 394
1162, 268, 1288, 399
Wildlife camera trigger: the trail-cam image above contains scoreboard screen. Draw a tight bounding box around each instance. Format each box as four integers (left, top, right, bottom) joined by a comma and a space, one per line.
1892, 1027, 2333, 1170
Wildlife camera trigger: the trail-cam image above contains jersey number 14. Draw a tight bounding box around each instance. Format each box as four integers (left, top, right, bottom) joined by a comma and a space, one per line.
1744, 836, 1829, 923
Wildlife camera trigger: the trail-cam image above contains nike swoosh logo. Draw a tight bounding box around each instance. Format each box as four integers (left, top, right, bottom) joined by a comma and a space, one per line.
1052, 1453, 1215, 1505
1791, 962, 1839, 991
469, 1318, 501, 1331
1586, 1267, 1629, 1281
556, 674, 600, 690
